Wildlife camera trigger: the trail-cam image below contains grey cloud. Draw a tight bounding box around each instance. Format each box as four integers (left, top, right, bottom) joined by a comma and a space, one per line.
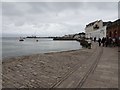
83, 2, 118, 10
2, 2, 24, 16
2, 2, 118, 16
2, 2, 118, 37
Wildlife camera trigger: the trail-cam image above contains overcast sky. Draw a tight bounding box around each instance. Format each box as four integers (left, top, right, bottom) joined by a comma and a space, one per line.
2, 2, 118, 37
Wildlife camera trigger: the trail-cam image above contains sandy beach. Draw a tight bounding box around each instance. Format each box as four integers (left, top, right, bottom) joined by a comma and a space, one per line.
2, 43, 96, 88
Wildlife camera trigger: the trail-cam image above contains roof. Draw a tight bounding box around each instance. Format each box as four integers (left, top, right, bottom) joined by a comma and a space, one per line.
107, 19, 120, 28
85, 19, 120, 30
113, 19, 120, 25
103, 21, 112, 26
86, 20, 102, 27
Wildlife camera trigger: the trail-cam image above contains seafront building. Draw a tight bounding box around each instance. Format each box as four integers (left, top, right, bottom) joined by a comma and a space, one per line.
85, 19, 120, 41
106, 19, 120, 39
85, 20, 108, 40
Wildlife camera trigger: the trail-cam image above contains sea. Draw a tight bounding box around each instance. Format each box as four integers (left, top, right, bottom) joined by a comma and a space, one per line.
2, 37, 82, 59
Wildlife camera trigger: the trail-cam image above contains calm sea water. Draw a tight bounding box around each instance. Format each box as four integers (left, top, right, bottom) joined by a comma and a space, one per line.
2, 37, 82, 59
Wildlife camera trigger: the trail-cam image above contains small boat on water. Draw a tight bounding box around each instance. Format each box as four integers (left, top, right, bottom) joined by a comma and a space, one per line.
19, 39, 24, 41
19, 37, 24, 41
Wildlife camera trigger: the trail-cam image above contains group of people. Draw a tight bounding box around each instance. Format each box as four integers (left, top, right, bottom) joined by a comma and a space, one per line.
94, 37, 119, 47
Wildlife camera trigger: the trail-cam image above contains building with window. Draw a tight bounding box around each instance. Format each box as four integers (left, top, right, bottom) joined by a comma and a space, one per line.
85, 20, 105, 40
85, 20, 112, 40
106, 19, 120, 39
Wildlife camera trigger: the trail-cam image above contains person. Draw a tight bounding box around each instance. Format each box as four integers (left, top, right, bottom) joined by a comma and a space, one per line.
101, 37, 106, 47
115, 37, 118, 46
94, 37, 96, 42
98, 38, 101, 46
109, 37, 113, 47
105, 37, 109, 47
87, 38, 92, 49
112, 38, 115, 47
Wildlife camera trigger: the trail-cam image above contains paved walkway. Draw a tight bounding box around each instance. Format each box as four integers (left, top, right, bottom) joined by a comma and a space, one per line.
53, 44, 118, 88
82, 46, 118, 88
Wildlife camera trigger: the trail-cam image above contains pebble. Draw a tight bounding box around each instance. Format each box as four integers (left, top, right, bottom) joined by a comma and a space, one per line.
33, 72, 37, 76
16, 71, 20, 73
16, 64, 22, 68
31, 79, 35, 82
19, 86, 25, 88
58, 76, 62, 78
33, 63, 37, 65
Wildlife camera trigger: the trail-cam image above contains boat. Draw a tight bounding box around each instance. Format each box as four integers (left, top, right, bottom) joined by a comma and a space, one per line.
19, 37, 24, 41
19, 39, 24, 41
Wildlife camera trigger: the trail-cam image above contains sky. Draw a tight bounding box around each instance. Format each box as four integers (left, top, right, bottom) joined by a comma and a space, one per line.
2, 2, 118, 37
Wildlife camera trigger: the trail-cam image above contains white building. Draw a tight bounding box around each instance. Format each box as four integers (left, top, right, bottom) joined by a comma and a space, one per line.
89, 26, 107, 40
85, 20, 107, 40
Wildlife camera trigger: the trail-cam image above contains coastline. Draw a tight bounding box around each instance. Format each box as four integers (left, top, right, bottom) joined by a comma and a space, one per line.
2, 48, 82, 63
2, 45, 95, 88
3, 43, 118, 88
2, 37, 81, 60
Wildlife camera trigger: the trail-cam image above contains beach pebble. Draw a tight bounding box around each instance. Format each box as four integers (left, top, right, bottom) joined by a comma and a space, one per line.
33, 63, 37, 65
33, 72, 37, 76
16, 64, 22, 68
19, 86, 26, 88
67, 67, 70, 69
16, 71, 20, 73
58, 76, 62, 78
31, 79, 35, 82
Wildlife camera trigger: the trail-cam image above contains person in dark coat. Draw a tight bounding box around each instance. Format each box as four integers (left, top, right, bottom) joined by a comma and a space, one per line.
101, 37, 106, 47
94, 37, 96, 42
98, 38, 101, 46
115, 37, 118, 46
105, 37, 109, 47
109, 37, 113, 47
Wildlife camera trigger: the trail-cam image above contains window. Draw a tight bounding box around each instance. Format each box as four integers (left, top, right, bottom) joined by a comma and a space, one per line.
93, 24, 99, 30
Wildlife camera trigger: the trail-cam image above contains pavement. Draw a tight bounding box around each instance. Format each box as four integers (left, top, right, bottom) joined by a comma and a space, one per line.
82, 46, 118, 88
53, 43, 118, 88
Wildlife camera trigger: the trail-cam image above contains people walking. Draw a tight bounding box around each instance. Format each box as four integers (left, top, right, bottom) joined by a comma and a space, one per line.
98, 38, 101, 46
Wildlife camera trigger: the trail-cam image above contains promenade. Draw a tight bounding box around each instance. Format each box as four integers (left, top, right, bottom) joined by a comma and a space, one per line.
82, 46, 118, 88
2, 43, 118, 88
